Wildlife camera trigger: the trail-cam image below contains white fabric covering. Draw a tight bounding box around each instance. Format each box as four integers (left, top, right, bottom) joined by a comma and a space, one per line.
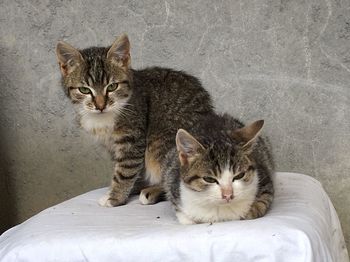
0, 172, 348, 262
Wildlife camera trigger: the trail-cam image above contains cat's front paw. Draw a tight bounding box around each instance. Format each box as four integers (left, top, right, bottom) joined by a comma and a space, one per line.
176, 211, 196, 225
98, 193, 126, 207
98, 194, 113, 207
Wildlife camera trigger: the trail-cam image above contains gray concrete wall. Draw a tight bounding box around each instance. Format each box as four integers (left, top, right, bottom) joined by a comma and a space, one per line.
0, 0, 349, 250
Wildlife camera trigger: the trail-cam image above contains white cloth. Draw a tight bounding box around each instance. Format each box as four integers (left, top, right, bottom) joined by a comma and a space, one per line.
0, 172, 348, 262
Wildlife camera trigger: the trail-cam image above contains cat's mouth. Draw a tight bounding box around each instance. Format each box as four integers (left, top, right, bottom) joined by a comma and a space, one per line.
90, 109, 110, 114
217, 197, 235, 205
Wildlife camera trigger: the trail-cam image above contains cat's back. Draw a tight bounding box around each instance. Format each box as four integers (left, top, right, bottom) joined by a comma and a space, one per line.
133, 67, 212, 105
133, 67, 202, 90
133, 67, 214, 130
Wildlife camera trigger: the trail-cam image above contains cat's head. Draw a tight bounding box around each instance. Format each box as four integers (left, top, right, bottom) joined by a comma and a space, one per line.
176, 120, 264, 204
55, 34, 132, 116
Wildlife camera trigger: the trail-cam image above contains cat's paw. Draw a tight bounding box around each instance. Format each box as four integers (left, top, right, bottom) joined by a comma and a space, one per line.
139, 190, 151, 205
98, 193, 126, 207
139, 186, 163, 205
176, 211, 195, 225
98, 194, 114, 207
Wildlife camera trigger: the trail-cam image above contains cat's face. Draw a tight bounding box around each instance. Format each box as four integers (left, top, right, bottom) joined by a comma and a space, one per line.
181, 150, 258, 205
176, 120, 263, 205
56, 34, 132, 118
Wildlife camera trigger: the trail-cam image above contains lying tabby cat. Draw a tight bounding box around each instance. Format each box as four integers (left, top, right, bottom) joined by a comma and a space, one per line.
163, 114, 274, 224
55, 34, 214, 207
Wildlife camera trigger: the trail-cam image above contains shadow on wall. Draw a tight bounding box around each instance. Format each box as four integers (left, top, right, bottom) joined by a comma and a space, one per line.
0, 49, 17, 233
0, 155, 14, 234
0, 127, 16, 233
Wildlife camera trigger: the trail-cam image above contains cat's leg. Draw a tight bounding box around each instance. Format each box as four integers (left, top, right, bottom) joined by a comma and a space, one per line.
130, 176, 147, 195
139, 185, 165, 205
99, 163, 144, 207
244, 170, 274, 219
176, 211, 196, 225
99, 136, 146, 207
244, 190, 274, 219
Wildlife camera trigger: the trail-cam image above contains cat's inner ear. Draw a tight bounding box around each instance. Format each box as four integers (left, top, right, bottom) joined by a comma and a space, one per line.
231, 120, 264, 148
107, 33, 131, 68
56, 41, 84, 77
176, 129, 205, 166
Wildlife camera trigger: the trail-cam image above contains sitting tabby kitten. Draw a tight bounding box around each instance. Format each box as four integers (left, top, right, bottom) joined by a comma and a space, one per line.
55, 34, 214, 207
163, 114, 274, 224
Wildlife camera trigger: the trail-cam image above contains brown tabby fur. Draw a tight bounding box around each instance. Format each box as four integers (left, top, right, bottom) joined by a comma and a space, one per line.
162, 114, 275, 223
56, 34, 214, 206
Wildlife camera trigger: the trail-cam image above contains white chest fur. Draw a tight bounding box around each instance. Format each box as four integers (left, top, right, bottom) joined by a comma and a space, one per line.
80, 112, 116, 133
80, 112, 116, 149
179, 175, 258, 224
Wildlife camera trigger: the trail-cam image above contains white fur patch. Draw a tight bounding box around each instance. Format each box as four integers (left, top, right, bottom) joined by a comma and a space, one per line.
179, 169, 259, 223
139, 191, 151, 205
218, 167, 233, 187
80, 111, 115, 134
144, 168, 162, 186
98, 193, 113, 207
176, 211, 195, 225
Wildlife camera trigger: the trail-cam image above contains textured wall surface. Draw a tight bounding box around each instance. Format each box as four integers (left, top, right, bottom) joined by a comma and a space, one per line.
0, 0, 349, 250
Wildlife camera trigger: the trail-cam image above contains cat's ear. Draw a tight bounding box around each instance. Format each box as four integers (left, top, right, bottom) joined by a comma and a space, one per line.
176, 129, 205, 166
230, 120, 264, 149
107, 33, 131, 68
56, 41, 84, 76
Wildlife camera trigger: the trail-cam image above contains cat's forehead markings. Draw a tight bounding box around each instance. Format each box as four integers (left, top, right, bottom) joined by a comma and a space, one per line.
216, 162, 222, 175
103, 73, 108, 86
93, 59, 98, 73
218, 164, 233, 185
87, 76, 94, 86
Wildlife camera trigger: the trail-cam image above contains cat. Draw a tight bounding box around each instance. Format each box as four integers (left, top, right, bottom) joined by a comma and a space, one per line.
162, 114, 274, 224
55, 34, 215, 207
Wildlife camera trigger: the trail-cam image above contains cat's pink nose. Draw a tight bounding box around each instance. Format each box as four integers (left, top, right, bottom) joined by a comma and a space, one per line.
222, 193, 233, 202
221, 187, 233, 202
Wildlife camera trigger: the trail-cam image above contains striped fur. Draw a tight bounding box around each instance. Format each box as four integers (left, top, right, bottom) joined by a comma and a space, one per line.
163, 114, 275, 224
56, 34, 214, 206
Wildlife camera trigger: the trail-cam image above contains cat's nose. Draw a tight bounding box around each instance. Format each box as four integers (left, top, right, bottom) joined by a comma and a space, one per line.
95, 95, 106, 112
221, 187, 234, 202
222, 193, 234, 202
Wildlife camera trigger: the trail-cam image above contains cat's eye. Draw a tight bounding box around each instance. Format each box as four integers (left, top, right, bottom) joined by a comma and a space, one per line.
107, 83, 119, 92
203, 176, 218, 183
233, 172, 245, 181
78, 87, 91, 94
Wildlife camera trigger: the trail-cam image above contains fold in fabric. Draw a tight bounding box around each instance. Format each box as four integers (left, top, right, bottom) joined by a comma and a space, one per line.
0, 172, 348, 262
